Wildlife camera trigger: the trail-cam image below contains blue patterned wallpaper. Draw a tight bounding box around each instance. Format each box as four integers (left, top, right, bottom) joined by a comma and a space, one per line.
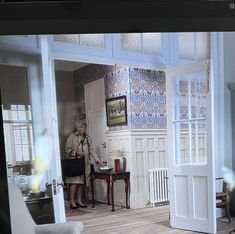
129, 68, 166, 129
104, 66, 130, 130
105, 66, 166, 129
74, 64, 167, 129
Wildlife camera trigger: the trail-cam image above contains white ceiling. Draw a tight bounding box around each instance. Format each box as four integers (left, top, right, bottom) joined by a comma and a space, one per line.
54, 60, 89, 72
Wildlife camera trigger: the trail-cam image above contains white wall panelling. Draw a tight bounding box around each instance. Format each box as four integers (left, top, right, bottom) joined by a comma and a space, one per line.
106, 128, 208, 209
106, 129, 168, 209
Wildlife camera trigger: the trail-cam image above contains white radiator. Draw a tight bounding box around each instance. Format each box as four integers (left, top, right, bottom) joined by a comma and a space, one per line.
148, 168, 169, 206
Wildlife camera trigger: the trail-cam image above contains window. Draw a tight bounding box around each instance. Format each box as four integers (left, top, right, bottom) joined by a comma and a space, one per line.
53, 34, 105, 48
173, 72, 208, 165
3, 104, 34, 164
121, 33, 162, 55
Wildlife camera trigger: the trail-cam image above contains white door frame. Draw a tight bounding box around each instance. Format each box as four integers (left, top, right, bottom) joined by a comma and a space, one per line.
40, 36, 66, 223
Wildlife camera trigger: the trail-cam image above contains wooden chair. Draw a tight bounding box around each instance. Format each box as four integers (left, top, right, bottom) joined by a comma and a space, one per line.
216, 177, 231, 223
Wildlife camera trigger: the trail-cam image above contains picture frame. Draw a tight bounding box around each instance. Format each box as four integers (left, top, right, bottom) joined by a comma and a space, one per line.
105, 95, 127, 127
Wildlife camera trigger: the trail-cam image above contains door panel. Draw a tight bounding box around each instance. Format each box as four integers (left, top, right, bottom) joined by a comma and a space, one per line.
85, 78, 107, 162
85, 78, 107, 201
166, 61, 216, 233
40, 36, 65, 222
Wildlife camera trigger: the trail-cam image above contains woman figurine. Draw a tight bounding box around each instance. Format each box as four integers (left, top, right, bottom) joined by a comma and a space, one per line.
65, 119, 102, 209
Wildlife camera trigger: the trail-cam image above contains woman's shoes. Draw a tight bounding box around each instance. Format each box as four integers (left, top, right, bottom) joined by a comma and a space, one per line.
76, 202, 87, 208
70, 200, 78, 209
70, 204, 78, 209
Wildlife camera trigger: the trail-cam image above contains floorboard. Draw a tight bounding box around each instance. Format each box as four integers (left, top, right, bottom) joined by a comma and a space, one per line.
65, 202, 235, 234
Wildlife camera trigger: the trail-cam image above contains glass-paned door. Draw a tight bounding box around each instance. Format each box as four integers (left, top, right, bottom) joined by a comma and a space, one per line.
166, 61, 216, 233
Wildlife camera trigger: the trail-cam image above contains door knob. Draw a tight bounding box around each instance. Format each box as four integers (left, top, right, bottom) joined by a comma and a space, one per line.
46, 180, 64, 195
102, 142, 106, 148
46, 180, 64, 188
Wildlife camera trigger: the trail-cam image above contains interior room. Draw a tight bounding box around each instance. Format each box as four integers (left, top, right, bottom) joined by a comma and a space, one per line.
54, 60, 167, 213
1, 32, 235, 234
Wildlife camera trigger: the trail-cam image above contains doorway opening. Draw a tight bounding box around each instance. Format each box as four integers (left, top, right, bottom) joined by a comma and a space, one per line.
54, 60, 169, 219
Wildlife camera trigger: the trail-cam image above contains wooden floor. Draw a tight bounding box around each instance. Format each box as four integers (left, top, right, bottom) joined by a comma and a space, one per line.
66, 202, 235, 234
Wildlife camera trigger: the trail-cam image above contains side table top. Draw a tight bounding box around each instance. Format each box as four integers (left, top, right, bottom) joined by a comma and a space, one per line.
24, 194, 52, 202
93, 170, 130, 175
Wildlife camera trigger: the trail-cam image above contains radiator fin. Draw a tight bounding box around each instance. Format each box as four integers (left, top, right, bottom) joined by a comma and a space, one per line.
148, 168, 169, 206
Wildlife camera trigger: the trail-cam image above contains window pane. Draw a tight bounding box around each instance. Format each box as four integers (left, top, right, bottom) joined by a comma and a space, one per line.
173, 71, 208, 166
11, 111, 18, 120
175, 122, 189, 164
191, 122, 207, 164
13, 129, 21, 144
174, 80, 189, 121
3, 109, 8, 120
10, 123, 33, 162
11, 105, 17, 111
3, 124, 10, 163
0, 65, 32, 164
18, 105, 25, 111
18, 111, 26, 120
191, 80, 208, 119
53, 34, 79, 44
22, 145, 30, 161
143, 33, 162, 55
15, 145, 22, 161
121, 33, 141, 52
79, 34, 105, 48
28, 105, 32, 120
20, 128, 28, 144
29, 125, 34, 160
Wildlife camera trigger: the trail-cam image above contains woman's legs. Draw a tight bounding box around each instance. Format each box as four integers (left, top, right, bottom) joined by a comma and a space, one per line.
69, 184, 78, 208
76, 184, 87, 207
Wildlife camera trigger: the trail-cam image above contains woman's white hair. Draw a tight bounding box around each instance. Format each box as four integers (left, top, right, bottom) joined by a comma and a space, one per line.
75, 119, 87, 128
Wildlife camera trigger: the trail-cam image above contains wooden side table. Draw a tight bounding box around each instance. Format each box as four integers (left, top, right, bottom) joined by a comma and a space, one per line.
24, 195, 55, 224
90, 170, 130, 211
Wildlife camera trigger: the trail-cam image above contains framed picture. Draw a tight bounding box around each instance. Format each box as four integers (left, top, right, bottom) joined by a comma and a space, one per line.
106, 95, 127, 127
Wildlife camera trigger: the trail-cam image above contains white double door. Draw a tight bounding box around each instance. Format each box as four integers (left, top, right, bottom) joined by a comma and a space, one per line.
41, 34, 216, 232
166, 61, 216, 233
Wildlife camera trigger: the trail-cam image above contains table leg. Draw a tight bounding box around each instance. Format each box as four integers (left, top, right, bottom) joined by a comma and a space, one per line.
111, 181, 114, 211
91, 178, 95, 208
125, 178, 130, 209
107, 179, 110, 205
